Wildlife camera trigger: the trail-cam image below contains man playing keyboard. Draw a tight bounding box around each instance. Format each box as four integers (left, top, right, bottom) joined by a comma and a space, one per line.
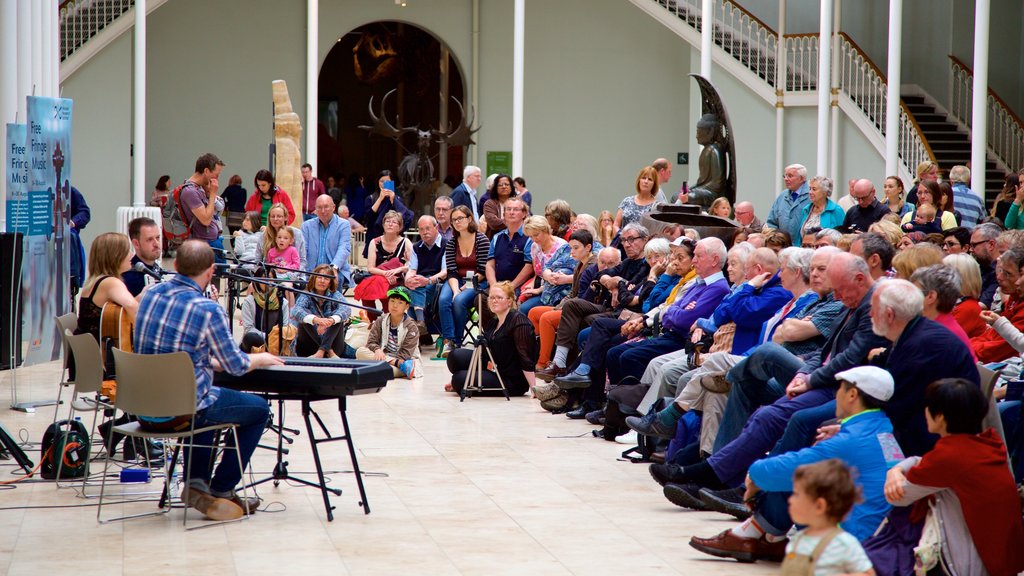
134, 240, 284, 521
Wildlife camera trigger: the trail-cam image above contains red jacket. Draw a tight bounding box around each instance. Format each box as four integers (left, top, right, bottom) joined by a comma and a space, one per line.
951, 297, 985, 338
971, 293, 1024, 362
907, 430, 1024, 576
244, 188, 296, 225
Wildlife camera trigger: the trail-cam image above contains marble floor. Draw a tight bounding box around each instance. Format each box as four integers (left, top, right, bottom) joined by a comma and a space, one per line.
0, 353, 778, 576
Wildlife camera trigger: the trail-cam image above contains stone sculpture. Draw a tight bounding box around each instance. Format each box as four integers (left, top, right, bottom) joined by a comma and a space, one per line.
273, 80, 303, 213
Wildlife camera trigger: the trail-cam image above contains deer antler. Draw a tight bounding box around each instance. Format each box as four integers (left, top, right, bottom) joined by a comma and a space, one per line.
433, 97, 479, 148
358, 89, 416, 140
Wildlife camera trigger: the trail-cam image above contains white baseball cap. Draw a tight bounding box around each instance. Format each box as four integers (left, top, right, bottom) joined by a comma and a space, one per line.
835, 366, 894, 402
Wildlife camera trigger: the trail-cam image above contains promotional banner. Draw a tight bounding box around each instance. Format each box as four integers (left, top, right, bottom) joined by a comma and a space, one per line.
5, 123, 28, 233
22, 97, 73, 365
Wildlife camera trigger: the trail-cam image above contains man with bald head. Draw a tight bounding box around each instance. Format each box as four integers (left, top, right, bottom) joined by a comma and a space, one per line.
842, 179, 891, 233
406, 215, 447, 336
733, 201, 762, 234
301, 193, 353, 287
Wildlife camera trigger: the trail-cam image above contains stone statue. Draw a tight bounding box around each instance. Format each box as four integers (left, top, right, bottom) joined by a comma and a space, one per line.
273, 80, 303, 213
688, 113, 726, 210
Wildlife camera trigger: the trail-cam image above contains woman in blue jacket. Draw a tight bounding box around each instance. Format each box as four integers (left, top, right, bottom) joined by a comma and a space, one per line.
795, 176, 845, 246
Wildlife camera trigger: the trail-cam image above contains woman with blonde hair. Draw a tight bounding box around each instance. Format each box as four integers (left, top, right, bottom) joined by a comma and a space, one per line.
76, 232, 142, 342
354, 209, 413, 317
891, 243, 943, 280
943, 253, 986, 338
597, 210, 617, 247
882, 175, 914, 218
262, 202, 307, 270
614, 166, 661, 229
868, 219, 904, 248
906, 160, 940, 205
518, 215, 573, 314
991, 172, 1021, 222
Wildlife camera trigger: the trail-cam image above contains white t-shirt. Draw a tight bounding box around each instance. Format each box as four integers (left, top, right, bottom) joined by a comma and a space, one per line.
784, 529, 873, 576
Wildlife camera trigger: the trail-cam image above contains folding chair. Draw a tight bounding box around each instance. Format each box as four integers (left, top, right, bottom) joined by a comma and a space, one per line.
52, 314, 79, 424
99, 349, 251, 529
56, 331, 114, 490
978, 363, 1009, 449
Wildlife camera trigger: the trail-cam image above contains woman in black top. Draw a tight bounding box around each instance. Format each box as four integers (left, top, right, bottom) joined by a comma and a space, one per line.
446, 281, 537, 397
76, 232, 141, 342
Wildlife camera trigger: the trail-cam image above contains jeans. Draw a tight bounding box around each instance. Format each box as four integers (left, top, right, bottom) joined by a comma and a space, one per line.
409, 283, 438, 310
519, 295, 543, 315
187, 388, 270, 494
206, 237, 226, 264
716, 343, 803, 451
772, 400, 838, 455
439, 279, 482, 345
999, 399, 1023, 481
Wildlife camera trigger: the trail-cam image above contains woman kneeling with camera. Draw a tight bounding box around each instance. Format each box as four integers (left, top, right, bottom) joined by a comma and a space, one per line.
446, 281, 537, 396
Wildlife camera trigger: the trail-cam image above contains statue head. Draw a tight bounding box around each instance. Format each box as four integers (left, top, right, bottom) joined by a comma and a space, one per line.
695, 114, 720, 145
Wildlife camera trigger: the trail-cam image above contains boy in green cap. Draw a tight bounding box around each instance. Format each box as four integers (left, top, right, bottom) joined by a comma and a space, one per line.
356, 286, 421, 378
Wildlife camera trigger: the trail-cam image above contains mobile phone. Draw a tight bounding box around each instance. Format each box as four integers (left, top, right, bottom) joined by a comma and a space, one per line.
383, 180, 395, 193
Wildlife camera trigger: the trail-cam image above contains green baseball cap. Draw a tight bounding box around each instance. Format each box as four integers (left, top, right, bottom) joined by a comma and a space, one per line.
387, 286, 412, 303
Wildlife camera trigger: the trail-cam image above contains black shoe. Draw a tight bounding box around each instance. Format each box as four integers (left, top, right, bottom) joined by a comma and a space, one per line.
648, 462, 686, 486
625, 411, 677, 440
699, 486, 752, 520
566, 401, 598, 420
554, 370, 591, 390
663, 483, 708, 510
124, 438, 164, 465
585, 408, 606, 426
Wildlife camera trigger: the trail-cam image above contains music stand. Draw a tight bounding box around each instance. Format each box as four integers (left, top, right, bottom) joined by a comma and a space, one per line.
459, 338, 510, 402
0, 419, 34, 474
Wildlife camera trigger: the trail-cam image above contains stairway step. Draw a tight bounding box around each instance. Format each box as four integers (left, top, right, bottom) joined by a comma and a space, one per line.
913, 113, 948, 123
902, 95, 927, 106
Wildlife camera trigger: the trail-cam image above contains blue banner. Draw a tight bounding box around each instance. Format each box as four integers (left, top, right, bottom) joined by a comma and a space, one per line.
5, 123, 28, 234
22, 97, 73, 365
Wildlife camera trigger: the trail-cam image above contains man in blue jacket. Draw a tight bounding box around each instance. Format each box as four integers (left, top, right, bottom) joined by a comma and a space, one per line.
765, 164, 810, 241
686, 366, 904, 563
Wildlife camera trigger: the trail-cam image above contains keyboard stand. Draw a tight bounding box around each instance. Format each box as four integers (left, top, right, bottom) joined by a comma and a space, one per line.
302, 397, 370, 521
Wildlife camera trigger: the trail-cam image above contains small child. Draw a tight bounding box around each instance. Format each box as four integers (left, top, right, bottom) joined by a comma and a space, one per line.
266, 227, 301, 305
356, 287, 421, 378
782, 459, 875, 576
233, 211, 264, 268
902, 203, 942, 235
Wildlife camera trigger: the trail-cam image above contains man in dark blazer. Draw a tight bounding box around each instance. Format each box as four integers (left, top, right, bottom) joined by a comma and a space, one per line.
449, 165, 482, 222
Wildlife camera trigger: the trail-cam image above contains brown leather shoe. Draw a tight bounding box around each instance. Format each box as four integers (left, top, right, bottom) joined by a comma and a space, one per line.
755, 536, 788, 562
689, 529, 758, 563
182, 486, 244, 521
535, 363, 569, 382
650, 451, 665, 464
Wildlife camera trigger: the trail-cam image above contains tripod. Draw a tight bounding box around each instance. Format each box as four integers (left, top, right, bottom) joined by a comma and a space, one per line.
459, 338, 510, 401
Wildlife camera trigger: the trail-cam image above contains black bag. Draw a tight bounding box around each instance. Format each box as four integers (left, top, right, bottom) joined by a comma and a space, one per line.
40, 419, 90, 479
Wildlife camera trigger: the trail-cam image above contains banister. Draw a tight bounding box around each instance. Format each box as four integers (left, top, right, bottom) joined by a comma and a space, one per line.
949, 54, 1024, 131
726, 1, 776, 36
837, 32, 888, 84
900, 100, 937, 164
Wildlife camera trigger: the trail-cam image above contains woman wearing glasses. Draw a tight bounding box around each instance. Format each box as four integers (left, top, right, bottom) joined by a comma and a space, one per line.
446, 281, 537, 397
438, 205, 490, 357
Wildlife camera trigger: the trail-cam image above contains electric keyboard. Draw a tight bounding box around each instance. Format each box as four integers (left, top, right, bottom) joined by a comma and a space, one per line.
214, 357, 393, 398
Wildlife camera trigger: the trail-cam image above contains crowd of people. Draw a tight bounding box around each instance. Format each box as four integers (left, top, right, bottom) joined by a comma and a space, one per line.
77, 152, 1024, 573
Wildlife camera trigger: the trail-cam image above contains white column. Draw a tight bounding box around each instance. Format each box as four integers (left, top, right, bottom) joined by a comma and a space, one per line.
816, 0, 832, 176
1, 0, 17, 231
16, 0, 30, 119
884, 0, 903, 177
700, 0, 713, 78
306, 0, 318, 173
471, 0, 480, 167
51, 0, 59, 96
512, 0, 524, 178
970, 0, 990, 196
40, 0, 51, 97
133, 0, 146, 207
774, 0, 786, 189
829, 0, 840, 177
30, 0, 42, 97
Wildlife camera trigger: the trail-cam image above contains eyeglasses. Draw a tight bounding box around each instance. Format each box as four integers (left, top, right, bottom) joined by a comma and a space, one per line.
488, 295, 508, 301
969, 239, 991, 248
452, 216, 468, 224
621, 236, 645, 245
942, 241, 960, 249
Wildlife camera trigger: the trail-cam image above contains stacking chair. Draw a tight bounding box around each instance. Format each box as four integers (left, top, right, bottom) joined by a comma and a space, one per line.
53, 314, 79, 423
99, 349, 251, 529
57, 331, 115, 490
978, 363, 1009, 449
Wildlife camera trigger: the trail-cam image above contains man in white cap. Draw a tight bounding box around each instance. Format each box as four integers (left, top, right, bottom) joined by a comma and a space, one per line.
687, 365, 905, 563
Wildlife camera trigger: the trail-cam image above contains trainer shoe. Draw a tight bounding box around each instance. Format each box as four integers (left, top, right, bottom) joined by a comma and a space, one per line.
699, 486, 751, 520
625, 411, 677, 440
663, 483, 708, 510
648, 462, 687, 486
399, 359, 419, 378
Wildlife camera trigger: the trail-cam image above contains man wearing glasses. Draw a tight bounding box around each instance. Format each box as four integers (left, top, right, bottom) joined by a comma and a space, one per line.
485, 197, 533, 291
970, 223, 1002, 308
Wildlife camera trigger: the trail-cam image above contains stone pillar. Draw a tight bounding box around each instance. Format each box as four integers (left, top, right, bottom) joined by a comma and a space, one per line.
273, 80, 303, 216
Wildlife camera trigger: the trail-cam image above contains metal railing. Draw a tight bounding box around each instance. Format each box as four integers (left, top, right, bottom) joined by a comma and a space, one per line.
58, 0, 135, 62
783, 33, 818, 92
950, 56, 1024, 172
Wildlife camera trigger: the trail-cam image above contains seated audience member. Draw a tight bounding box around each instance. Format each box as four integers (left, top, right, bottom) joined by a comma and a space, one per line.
433, 195, 455, 242
599, 237, 731, 389
338, 204, 366, 233
480, 174, 516, 239
883, 174, 914, 219
939, 226, 971, 255
291, 264, 350, 358
813, 227, 843, 247
970, 222, 1002, 308
446, 282, 537, 397
354, 209, 413, 316
899, 201, 941, 235
232, 211, 264, 269
881, 378, 1024, 576
356, 287, 420, 379
866, 219, 904, 248
485, 197, 533, 290
890, 242, 942, 280
764, 229, 792, 253
239, 267, 292, 353
517, 215, 570, 314
528, 232, 606, 368
122, 217, 164, 297
842, 179, 891, 233
943, 253, 986, 338
849, 233, 895, 280
404, 215, 447, 336
796, 176, 845, 246
910, 265, 976, 358
901, 180, 957, 231
262, 203, 307, 272
543, 199, 573, 240
301, 194, 353, 288
536, 223, 651, 381
971, 247, 1024, 362
648, 253, 887, 491
688, 368, 900, 563
597, 210, 618, 248
438, 206, 490, 355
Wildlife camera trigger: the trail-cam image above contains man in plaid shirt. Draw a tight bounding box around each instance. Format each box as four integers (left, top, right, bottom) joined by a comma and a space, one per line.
135, 240, 282, 520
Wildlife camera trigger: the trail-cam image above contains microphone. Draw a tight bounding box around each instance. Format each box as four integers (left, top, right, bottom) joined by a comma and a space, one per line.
133, 261, 164, 281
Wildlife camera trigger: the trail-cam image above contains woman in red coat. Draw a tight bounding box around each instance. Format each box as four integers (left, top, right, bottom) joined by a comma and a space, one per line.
244, 169, 295, 226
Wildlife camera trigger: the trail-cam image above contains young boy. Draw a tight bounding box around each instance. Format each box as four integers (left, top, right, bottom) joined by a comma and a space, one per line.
356, 287, 421, 378
782, 459, 875, 575
901, 202, 942, 235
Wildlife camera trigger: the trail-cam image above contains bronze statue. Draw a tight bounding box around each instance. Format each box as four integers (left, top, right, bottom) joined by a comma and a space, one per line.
688, 74, 736, 210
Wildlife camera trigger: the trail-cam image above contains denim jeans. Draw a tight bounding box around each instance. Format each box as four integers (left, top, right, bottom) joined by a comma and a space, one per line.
439, 279, 482, 345
409, 283, 438, 310
187, 388, 270, 494
716, 343, 803, 451
519, 295, 543, 315
207, 237, 226, 264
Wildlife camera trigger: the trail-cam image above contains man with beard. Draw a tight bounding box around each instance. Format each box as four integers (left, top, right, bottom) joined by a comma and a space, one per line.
970, 223, 1001, 308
